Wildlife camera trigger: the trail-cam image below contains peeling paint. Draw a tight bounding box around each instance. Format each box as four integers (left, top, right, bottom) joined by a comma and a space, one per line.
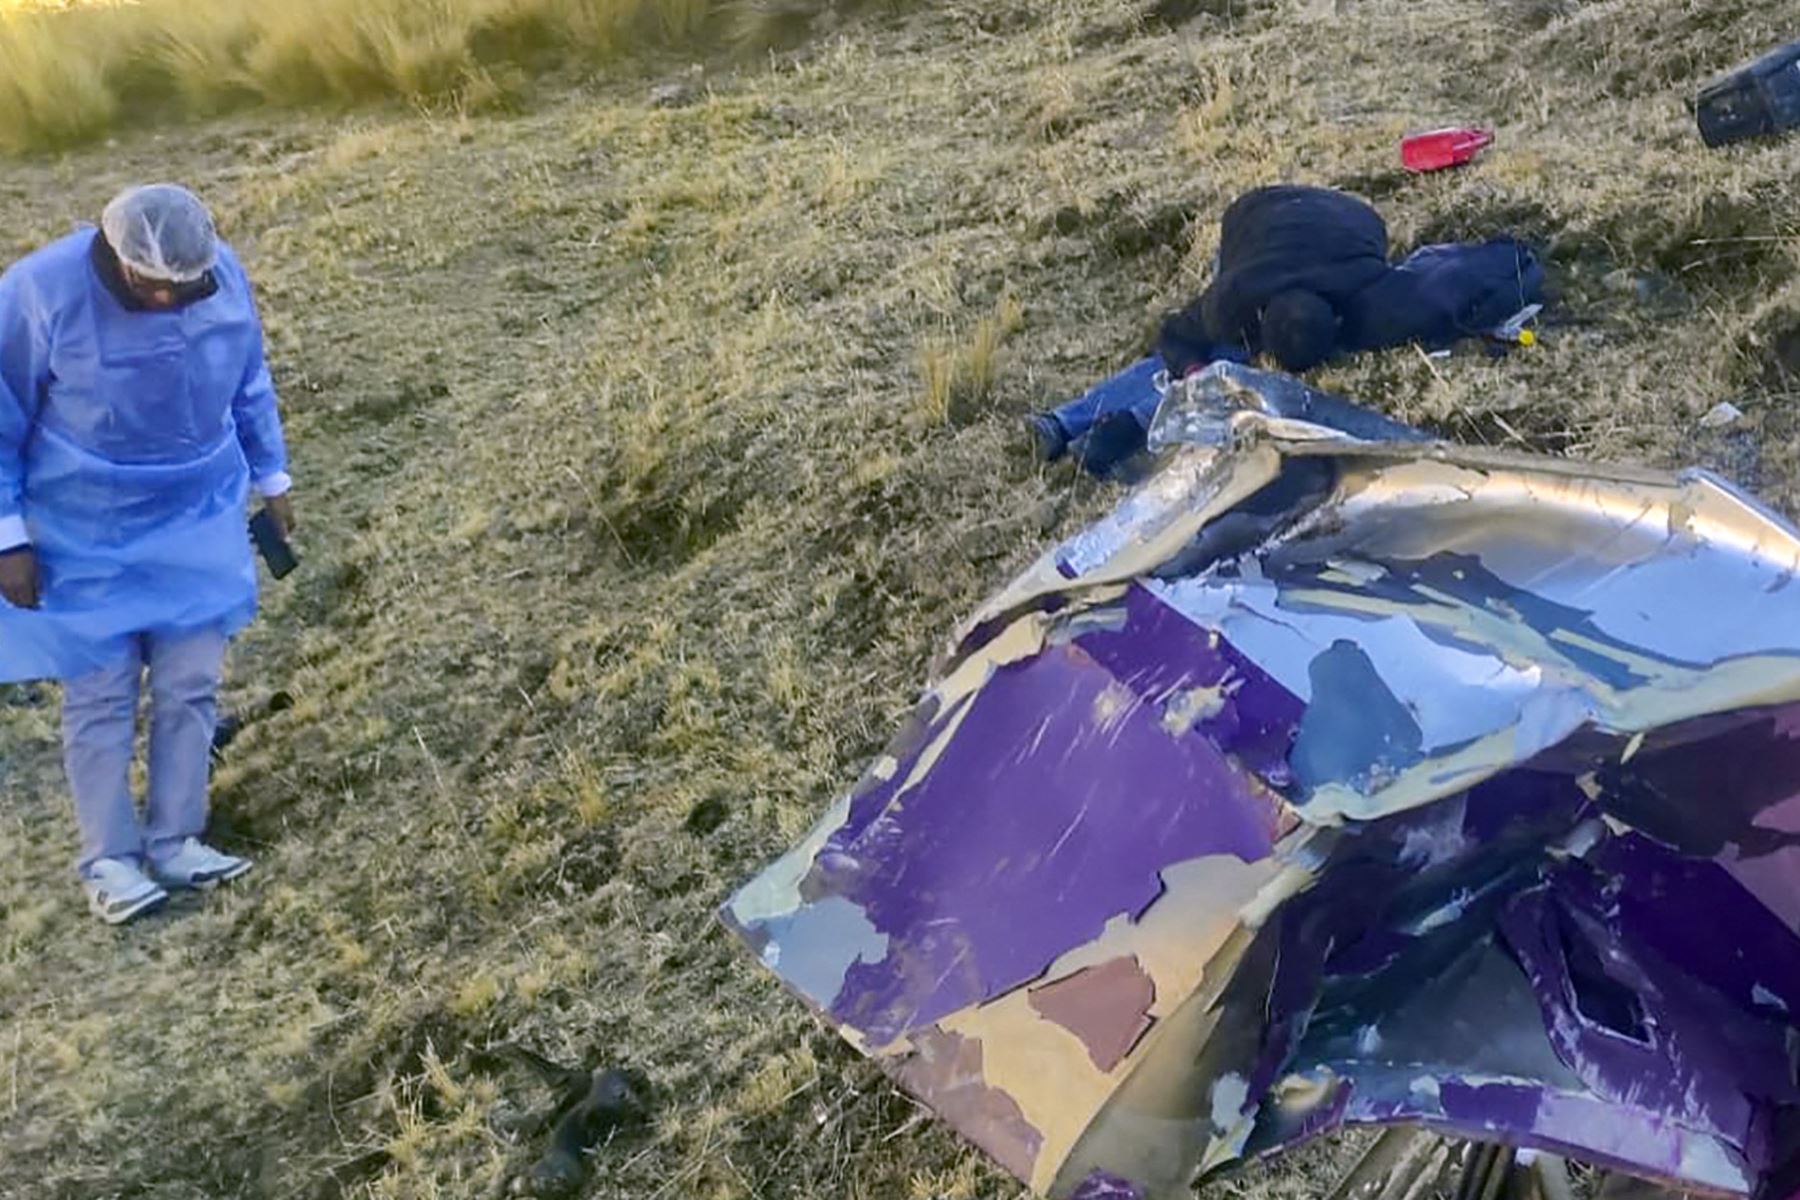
1029, 956, 1158, 1073
1160, 683, 1230, 736
892, 1028, 1045, 1182
723, 377, 1800, 1200
1209, 1074, 1250, 1134
726, 793, 851, 927
751, 895, 888, 1009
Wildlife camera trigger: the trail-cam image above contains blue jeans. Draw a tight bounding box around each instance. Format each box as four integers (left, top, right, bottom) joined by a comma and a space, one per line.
1048, 356, 1166, 441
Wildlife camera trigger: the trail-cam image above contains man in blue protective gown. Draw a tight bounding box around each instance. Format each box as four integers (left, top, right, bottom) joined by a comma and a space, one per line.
0, 184, 296, 924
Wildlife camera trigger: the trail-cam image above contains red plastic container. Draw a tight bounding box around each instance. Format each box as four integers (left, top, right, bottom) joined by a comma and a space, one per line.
1401, 127, 1494, 172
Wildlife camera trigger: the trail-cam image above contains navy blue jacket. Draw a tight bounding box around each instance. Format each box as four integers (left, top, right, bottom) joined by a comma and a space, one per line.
1157, 186, 1544, 375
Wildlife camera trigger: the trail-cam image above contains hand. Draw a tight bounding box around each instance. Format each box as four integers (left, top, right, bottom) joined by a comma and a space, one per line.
0, 548, 40, 609
264, 493, 296, 539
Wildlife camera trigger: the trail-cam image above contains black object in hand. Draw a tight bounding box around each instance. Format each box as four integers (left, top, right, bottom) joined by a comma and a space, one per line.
249, 508, 299, 579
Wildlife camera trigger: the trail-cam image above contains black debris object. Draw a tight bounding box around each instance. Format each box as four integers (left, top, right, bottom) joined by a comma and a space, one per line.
477, 1044, 648, 1198
1696, 38, 1800, 148
210, 714, 244, 759
210, 692, 298, 761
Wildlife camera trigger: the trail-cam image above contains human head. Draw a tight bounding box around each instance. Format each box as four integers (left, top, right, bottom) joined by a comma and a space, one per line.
101, 184, 218, 309
1262, 289, 1338, 373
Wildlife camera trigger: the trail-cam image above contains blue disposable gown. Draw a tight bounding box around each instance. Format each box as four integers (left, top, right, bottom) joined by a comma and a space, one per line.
0, 228, 288, 682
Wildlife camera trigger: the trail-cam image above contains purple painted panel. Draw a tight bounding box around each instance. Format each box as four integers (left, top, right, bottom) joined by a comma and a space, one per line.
1074, 584, 1305, 785
821, 638, 1287, 1046
1600, 704, 1800, 862
1499, 870, 1798, 1175
1589, 834, 1800, 1021
1069, 1169, 1147, 1200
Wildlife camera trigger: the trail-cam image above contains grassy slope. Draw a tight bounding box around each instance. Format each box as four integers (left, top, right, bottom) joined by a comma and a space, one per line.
1, 0, 1797, 1197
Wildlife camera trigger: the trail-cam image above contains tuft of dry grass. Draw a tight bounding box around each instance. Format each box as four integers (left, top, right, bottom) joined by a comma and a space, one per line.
0, 9, 116, 149
0, 0, 1797, 1198
0, 0, 917, 153
918, 293, 1026, 425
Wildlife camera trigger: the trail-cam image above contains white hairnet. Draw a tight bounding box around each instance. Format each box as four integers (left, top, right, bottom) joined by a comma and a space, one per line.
101, 184, 218, 284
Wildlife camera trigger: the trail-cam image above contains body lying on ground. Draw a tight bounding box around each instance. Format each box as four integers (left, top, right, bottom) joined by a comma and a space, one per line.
1029, 184, 1545, 475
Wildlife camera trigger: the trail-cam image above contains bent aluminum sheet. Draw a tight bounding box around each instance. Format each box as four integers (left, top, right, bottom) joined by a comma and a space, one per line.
723, 378, 1800, 1200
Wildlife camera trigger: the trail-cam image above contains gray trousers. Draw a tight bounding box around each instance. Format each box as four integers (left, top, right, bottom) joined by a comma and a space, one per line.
61, 627, 227, 873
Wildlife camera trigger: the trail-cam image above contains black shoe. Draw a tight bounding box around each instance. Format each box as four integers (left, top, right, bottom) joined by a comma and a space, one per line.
210, 714, 244, 761
1026, 414, 1070, 463
1077, 411, 1149, 480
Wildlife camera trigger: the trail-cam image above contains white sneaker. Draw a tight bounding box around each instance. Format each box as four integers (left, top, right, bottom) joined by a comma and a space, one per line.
148, 837, 253, 891
82, 857, 169, 925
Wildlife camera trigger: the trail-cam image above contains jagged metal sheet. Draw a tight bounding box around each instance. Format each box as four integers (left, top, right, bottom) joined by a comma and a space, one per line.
722, 372, 1800, 1200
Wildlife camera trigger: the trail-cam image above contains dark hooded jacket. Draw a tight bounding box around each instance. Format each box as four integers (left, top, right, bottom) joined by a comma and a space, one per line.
1156, 186, 1544, 375
1157, 186, 1392, 375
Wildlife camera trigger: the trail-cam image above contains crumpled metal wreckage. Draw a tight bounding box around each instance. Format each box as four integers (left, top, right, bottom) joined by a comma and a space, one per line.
722, 364, 1800, 1200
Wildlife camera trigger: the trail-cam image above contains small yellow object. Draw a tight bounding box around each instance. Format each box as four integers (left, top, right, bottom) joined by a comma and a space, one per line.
1517, 329, 1538, 347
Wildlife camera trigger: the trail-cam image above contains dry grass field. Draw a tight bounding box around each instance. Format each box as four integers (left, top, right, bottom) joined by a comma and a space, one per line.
0, 0, 914, 155
0, 0, 1797, 1197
